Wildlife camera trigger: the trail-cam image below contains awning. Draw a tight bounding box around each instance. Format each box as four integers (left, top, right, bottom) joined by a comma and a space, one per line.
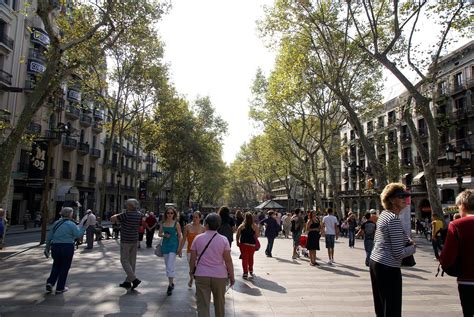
255, 200, 285, 210
56, 185, 79, 202
412, 172, 425, 185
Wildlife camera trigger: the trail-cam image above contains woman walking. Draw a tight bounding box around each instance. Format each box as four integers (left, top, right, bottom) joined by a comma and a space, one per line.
217, 206, 236, 247
183, 211, 205, 287
44, 207, 86, 294
347, 212, 357, 248
159, 207, 183, 296
236, 212, 259, 279
370, 183, 416, 317
305, 211, 321, 266
189, 213, 235, 317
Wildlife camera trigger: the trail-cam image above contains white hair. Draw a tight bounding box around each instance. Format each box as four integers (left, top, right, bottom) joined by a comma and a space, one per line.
126, 199, 140, 209
60, 207, 74, 218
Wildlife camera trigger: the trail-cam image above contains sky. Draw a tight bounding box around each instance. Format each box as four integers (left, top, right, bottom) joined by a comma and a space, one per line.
158, 1, 470, 164
159, 0, 275, 164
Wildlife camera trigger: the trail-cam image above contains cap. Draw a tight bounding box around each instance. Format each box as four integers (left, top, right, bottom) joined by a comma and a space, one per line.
369, 209, 376, 214
86, 209, 92, 213
390, 188, 411, 198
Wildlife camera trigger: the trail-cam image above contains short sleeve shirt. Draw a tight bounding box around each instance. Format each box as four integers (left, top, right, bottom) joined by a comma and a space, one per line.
323, 215, 339, 235
191, 230, 230, 278
117, 211, 142, 243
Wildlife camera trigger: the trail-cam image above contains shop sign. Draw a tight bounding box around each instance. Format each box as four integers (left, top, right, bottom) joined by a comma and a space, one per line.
31, 28, 50, 47
67, 89, 81, 103
28, 141, 48, 180
27, 59, 46, 74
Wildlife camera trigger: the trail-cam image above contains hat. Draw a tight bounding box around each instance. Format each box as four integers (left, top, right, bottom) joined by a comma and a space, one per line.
86, 209, 92, 213
369, 209, 376, 214
390, 188, 411, 198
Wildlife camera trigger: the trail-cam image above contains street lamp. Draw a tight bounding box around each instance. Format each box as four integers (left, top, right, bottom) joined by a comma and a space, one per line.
446, 143, 471, 193
116, 172, 122, 214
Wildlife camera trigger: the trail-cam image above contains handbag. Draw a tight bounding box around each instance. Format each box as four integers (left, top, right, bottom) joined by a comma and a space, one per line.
154, 238, 163, 257
401, 241, 416, 267
254, 234, 260, 251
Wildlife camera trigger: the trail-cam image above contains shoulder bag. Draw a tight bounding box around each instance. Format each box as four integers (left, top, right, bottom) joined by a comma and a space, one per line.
154, 238, 163, 257
193, 232, 218, 275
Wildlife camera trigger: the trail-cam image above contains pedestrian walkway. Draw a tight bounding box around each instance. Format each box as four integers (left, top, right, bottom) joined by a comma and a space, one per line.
0, 234, 462, 316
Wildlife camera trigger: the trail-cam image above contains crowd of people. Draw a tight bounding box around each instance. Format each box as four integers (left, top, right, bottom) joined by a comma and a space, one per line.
38, 185, 474, 317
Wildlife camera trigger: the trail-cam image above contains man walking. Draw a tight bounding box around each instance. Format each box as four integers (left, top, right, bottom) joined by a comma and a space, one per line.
82, 209, 97, 250
145, 212, 158, 248
357, 212, 376, 266
260, 210, 280, 257
291, 209, 305, 259
322, 208, 339, 264
111, 198, 142, 290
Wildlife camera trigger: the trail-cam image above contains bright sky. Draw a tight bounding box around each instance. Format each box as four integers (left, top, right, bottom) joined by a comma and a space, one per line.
159, 1, 469, 164
159, 0, 275, 164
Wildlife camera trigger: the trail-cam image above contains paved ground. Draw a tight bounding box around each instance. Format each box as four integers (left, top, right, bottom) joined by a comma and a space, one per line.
0, 233, 463, 317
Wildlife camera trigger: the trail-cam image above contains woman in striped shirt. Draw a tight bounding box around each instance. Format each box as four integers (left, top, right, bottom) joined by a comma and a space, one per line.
370, 183, 416, 317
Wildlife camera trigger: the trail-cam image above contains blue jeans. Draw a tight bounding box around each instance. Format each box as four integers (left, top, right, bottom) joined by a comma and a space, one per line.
47, 243, 74, 291
348, 229, 355, 247
364, 239, 374, 266
265, 237, 275, 255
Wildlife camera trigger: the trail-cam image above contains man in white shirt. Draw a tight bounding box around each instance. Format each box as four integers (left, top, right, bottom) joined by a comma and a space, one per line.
82, 209, 97, 249
322, 208, 339, 264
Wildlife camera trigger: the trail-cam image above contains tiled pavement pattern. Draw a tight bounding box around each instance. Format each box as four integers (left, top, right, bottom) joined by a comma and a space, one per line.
0, 234, 462, 316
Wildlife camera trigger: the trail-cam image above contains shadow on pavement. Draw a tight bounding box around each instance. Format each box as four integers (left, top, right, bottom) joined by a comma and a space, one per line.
402, 272, 428, 280
402, 266, 432, 274
317, 265, 360, 277
249, 275, 287, 294
273, 257, 302, 265
336, 262, 369, 273
232, 280, 262, 296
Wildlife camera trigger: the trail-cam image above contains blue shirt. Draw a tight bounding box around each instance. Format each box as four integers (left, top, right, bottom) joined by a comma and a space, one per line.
46, 218, 85, 246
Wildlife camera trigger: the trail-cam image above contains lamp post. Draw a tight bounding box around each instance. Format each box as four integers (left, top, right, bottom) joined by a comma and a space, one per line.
446, 143, 471, 194
116, 172, 122, 215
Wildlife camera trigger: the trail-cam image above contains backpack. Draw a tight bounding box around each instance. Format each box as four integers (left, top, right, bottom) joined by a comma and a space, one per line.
364, 221, 376, 238
0, 218, 4, 236
291, 219, 298, 233
218, 222, 233, 242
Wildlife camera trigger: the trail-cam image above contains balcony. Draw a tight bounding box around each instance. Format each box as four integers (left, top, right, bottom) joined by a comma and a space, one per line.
65, 105, 80, 120
92, 121, 103, 133
24, 79, 36, 91
415, 156, 423, 167
452, 81, 466, 95
75, 174, 84, 182
418, 129, 428, 139
0, 32, 14, 53
451, 108, 467, 121
90, 148, 101, 159
67, 88, 81, 103
45, 130, 61, 145
79, 114, 92, 127
0, 69, 12, 86
89, 175, 96, 183
400, 133, 411, 144
62, 171, 71, 179
62, 136, 77, 150
93, 112, 103, 121
77, 142, 89, 155
26, 122, 42, 134
400, 159, 412, 168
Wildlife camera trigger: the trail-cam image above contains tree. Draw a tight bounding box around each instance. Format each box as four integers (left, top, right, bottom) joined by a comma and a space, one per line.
342, 0, 470, 218
0, 0, 168, 204
259, 0, 387, 191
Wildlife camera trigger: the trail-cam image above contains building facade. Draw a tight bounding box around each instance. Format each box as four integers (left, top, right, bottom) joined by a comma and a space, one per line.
338, 41, 474, 219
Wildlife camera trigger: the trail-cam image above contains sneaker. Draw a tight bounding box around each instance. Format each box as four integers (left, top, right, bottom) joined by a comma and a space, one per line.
292, 255, 297, 259
131, 279, 141, 290
55, 287, 68, 294
46, 283, 53, 293
243, 273, 248, 279
249, 272, 255, 279
167, 285, 173, 296
119, 282, 132, 289
328, 260, 333, 265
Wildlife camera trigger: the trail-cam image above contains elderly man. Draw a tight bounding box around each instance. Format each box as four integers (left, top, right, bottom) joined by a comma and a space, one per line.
82, 209, 97, 250
111, 199, 142, 290
440, 189, 474, 317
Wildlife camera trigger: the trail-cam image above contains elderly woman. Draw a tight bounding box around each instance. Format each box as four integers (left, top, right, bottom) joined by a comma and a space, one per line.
44, 207, 86, 294
189, 213, 235, 317
370, 183, 416, 317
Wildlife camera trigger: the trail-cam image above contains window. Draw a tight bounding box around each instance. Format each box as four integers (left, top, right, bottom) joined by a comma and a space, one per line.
350, 130, 355, 140
80, 129, 85, 143
438, 81, 447, 95
76, 164, 83, 180
387, 111, 396, 124
367, 121, 373, 133
454, 72, 463, 89
455, 97, 466, 111
62, 160, 70, 178
92, 135, 96, 148
19, 149, 30, 172
402, 147, 412, 165
418, 118, 426, 136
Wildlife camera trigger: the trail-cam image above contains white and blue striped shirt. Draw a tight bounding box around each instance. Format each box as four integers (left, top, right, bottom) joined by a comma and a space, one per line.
370, 211, 415, 268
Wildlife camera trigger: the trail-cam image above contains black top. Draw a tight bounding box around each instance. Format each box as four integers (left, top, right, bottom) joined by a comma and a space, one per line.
240, 226, 256, 244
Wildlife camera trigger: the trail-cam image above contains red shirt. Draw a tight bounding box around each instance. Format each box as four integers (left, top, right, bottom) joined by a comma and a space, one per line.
439, 216, 474, 283
145, 215, 157, 228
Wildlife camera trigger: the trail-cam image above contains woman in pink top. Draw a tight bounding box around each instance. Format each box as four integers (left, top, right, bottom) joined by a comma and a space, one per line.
189, 213, 235, 317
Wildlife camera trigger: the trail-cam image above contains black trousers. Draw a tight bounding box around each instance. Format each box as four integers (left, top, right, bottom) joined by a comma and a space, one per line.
459, 284, 474, 317
146, 228, 155, 247
369, 260, 402, 317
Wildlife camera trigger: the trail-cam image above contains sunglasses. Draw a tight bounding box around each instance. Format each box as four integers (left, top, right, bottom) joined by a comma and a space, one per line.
166, 212, 174, 215
394, 195, 407, 199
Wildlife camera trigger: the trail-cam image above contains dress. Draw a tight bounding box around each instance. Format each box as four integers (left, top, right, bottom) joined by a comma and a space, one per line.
306, 221, 320, 251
